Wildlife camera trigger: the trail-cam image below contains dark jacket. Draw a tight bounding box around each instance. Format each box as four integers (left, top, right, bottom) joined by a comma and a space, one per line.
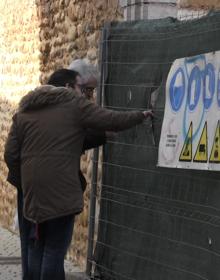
5, 127, 106, 192
80, 129, 106, 192
5, 128, 106, 192
4, 85, 145, 223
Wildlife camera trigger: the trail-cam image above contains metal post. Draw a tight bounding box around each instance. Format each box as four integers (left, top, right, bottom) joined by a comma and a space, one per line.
86, 25, 108, 277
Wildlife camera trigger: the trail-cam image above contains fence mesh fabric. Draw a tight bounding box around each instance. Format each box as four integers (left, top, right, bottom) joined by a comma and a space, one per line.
92, 12, 220, 280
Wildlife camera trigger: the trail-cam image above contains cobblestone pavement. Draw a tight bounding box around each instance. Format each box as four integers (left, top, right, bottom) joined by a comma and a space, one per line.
0, 226, 88, 280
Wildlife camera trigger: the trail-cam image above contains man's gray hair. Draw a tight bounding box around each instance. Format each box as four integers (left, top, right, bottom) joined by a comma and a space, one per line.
68, 59, 99, 84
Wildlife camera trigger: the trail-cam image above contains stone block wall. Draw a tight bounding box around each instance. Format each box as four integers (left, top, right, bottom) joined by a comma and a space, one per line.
0, 0, 41, 229
178, 0, 220, 9
0, 0, 122, 268
36, 0, 122, 84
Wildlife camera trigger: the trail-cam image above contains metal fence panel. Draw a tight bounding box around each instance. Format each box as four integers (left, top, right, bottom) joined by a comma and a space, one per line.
91, 12, 220, 280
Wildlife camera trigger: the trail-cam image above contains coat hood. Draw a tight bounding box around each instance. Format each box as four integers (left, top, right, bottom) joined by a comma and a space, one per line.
19, 85, 77, 112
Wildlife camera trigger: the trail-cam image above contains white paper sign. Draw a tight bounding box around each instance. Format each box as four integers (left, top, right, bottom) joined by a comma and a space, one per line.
158, 50, 220, 170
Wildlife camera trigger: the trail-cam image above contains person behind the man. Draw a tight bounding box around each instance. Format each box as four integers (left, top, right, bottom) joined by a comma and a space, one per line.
69, 58, 98, 100
4, 68, 152, 280
69, 58, 108, 191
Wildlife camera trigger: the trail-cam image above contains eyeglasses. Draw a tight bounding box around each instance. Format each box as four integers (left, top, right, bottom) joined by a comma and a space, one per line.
68, 83, 95, 99
82, 87, 95, 94
82, 87, 95, 100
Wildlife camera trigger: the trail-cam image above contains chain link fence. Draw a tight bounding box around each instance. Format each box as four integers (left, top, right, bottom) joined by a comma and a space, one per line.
87, 11, 220, 280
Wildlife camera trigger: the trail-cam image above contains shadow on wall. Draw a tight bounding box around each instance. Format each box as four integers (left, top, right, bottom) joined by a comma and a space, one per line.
36, 0, 122, 84
36, 1, 90, 84
36, 1, 95, 84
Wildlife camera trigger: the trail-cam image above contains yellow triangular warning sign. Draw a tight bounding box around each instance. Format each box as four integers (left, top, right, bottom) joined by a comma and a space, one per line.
179, 122, 192, 162
193, 122, 208, 163
209, 121, 220, 163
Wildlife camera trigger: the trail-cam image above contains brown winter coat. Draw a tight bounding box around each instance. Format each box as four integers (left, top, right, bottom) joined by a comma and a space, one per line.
4, 85, 145, 223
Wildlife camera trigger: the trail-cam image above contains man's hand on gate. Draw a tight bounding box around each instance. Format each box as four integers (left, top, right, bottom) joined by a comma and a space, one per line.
143, 110, 154, 119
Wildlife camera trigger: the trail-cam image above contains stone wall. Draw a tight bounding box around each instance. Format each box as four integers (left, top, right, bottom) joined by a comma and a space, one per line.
0, 0, 122, 268
0, 0, 41, 229
178, 0, 220, 9
36, 0, 122, 84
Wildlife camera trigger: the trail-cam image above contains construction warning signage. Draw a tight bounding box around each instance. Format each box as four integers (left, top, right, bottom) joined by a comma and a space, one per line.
193, 122, 208, 163
179, 122, 192, 162
209, 121, 220, 163
158, 50, 220, 170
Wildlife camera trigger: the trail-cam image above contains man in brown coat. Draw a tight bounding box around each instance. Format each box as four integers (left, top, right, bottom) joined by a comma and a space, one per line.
5, 66, 106, 280
4, 69, 152, 280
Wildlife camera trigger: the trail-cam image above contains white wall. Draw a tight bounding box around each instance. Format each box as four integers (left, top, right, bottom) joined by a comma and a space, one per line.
119, 0, 177, 20
177, 8, 208, 20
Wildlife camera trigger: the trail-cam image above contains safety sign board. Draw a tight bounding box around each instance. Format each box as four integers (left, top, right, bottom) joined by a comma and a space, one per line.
158, 50, 220, 170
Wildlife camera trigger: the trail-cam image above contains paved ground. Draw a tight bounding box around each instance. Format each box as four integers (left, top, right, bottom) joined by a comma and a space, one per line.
0, 226, 89, 280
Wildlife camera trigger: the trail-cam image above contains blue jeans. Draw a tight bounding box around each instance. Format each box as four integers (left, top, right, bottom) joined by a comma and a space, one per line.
17, 192, 75, 280
27, 214, 75, 280
17, 191, 32, 280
